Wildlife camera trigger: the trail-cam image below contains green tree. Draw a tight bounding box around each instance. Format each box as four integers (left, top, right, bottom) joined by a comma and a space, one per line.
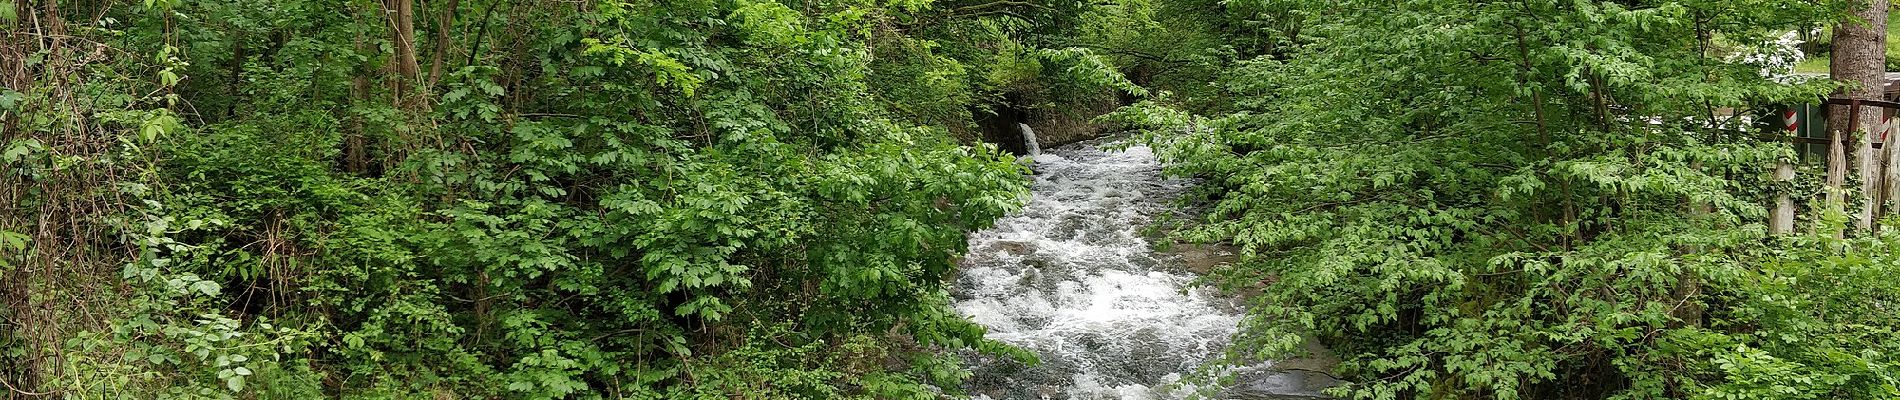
2, 0, 1132, 397
1825, 0, 1888, 231
1116, 0, 1900, 398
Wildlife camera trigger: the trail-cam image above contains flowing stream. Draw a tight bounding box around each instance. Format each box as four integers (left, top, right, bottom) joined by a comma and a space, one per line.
954, 139, 1332, 399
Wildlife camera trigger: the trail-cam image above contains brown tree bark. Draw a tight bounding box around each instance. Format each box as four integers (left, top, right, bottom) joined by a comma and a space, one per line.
1827, 0, 1888, 233
427, 0, 458, 90
225, 33, 245, 120
384, 0, 423, 110
349, 62, 371, 173
344, 4, 374, 174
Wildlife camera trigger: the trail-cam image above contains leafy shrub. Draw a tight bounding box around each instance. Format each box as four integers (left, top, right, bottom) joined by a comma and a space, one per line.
3, 0, 1123, 397
1115, 1, 1900, 399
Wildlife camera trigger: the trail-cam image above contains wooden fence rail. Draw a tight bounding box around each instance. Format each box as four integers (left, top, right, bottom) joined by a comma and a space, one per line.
1773, 98, 1900, 235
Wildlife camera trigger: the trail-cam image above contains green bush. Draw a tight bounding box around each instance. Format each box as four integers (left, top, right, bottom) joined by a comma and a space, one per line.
2, 0, 1113, 397
1113, 0, 1900, 398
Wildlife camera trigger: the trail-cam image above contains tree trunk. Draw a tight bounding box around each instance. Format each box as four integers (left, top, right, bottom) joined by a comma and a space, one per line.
349, 67, 371, 174
346, 5, 373, 174
225, 33, 245, 121
384, 0, 423, 110
428, 0, 458, 89
1827, 0, 1888, 232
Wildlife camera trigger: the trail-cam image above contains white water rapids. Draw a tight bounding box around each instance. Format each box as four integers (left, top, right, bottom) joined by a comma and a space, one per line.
954, 139, 1330, 399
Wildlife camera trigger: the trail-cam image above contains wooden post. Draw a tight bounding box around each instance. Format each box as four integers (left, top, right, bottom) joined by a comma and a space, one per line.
1774, 163, 1797, 234
1879, 118, 1899, 231
1859, 114, 1884, 231
1772, 108, 1798, 235
1824, 101, 1858, 237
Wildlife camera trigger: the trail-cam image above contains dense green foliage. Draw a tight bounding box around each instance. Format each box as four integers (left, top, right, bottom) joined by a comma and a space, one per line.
1, 0, 1139, 397
1114, 0, 1900, 398
10, 0, 1900, 398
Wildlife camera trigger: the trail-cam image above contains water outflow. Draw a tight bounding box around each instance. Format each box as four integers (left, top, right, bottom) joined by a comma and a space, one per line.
1019, 123, 1042, 157
955, 139, 1242, 400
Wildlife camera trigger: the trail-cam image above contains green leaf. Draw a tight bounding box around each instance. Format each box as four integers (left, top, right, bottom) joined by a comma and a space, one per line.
0, 89, 21, 110
190, 280, 220, 297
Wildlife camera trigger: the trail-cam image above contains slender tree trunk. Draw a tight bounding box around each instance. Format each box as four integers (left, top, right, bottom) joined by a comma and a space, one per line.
225, 33, 245, 120
1827, 0, 1888, 232
2, 2, 25, 134
384, 0, 422, 110
349, 70, 371, 173
346, 5, 373, 174
382, 0, 426, 166
428, 0, 458, 89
